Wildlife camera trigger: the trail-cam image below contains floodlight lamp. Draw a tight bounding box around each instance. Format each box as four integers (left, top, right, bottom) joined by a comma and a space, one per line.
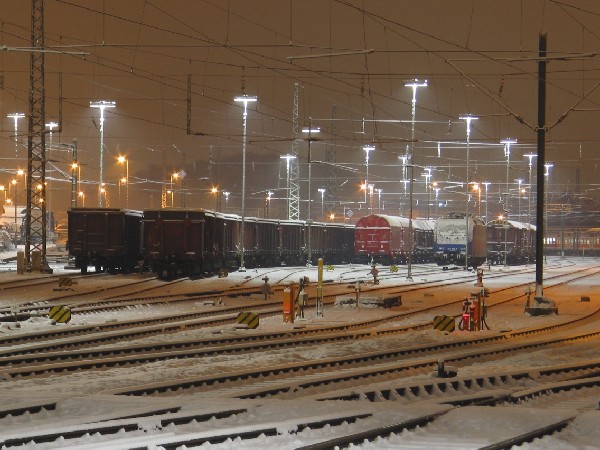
302, 127, 320, 134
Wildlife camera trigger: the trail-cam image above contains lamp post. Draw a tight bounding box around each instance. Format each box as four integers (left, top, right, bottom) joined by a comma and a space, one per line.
405, 78, 427, 282
234, 94, 258, 272
434, 187, 440, 219
421, 167, 432, 219
71, 163, 81, 208
501, 139, 516, 267
377, 188, 382, 213
118, 156, 129, 208
13, 169, 25, 246
544, 163, 553, 263
211, 187, 219, 211
516, 178, 524, 221
78, 191, 85, 207
265, 191, 273, 218
7, 113, 25, 159
363, 145, 375, 212
318, 188, 326, 219
302, 121, 320, 266
483, 182, 491, 223
280, 154, 296, 219
90, 101, 115, 207
523, 153, 537, 264
460, 114, 479, 271
170, 172, 179, 207
223, 191, 230, 211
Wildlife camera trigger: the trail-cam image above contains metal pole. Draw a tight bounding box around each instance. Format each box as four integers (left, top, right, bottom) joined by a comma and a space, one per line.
405, 79, 427, 281
461, 115, 478, 271
535, 33, 547, 299
234, 95, 257, 272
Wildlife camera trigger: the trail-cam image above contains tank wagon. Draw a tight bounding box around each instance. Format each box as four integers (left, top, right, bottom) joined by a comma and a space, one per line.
354, 214, 435, 264
434, 212, 487, 269
486, 219, 536, 265
67, 207, 143, 274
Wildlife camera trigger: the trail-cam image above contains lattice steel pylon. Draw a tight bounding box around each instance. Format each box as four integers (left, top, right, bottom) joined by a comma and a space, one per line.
288, 83, 300, 220
25, 0, 49, 271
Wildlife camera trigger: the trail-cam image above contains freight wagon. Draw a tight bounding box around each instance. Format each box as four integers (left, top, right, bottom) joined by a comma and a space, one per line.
67, 208, 143, 274
486, 219, 536, 265
354, 214, 435, 264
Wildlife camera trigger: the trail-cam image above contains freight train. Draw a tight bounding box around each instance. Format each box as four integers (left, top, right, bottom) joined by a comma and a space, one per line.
67, 207, 355, 277
67, 208, 539, 278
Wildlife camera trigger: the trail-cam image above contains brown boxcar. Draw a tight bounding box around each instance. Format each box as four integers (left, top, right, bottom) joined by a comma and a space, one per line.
67, 207, 143, 274
486, 219, 535, 265
143, 208, 210, 278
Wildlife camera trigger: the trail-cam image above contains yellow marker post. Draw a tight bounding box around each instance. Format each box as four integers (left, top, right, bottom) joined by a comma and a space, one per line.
316, 258, 324, 317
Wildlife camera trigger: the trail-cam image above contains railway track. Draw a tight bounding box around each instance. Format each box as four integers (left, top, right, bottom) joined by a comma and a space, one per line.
0, 260, 597, 448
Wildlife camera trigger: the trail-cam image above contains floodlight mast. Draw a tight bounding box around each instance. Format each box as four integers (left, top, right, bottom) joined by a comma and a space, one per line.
460, 115, 478, 271
90, 101, 115, 207
404, 79, 427, 282
234, 95, 257, 272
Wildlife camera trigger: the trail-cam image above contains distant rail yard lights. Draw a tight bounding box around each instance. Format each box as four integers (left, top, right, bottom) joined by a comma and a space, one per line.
363, 145, 375, 212
234, 94, 258, 272
211, 187, 219, 211
223, 191, 230, 211
7, 112, 25, 159
302, 122, 320, 266
405, 79, 427, 282
78, 191, 85, 207
117, 156, 129, 208
501, 139, 517, 267
460, 115, 478, 271
90, 101, 115, 207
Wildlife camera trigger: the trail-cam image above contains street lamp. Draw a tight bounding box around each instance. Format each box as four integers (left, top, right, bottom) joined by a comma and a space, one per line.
7, 113, 25, 159
302, 122, 320, 266
90, 100, 116, 207
501, 139, 517, 267
265, 191, 273, 218
460, 114, 479, 270
523, 153, 537, 264
13, 169, 25, 246
421, 167, 432, 219
376, 188, 382, 213
544, 163, 553, 262
118, 155, 129, 208
483, 181, 491, 223
211, 186, 219, 211
318, 188, 326, 219
280, 154, 296, 219
71, 163, 81, 208
515, 178, 524, 221
363, 145, 375, 212
170, 172, 179, 207
223, 191, 230, 211
405, 78, 427, 281
234, 94, 258, 272
434, 186, 440, 218
78, 191, 85, 207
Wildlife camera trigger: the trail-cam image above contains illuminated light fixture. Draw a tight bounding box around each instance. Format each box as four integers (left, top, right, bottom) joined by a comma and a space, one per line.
234, 95, 258, 272
90, 100, 116, 207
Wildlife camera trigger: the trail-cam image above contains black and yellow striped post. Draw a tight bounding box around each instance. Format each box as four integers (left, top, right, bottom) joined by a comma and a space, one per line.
236, 312, 259, 329
48, 305, 72, 323
433, 315, 455, 332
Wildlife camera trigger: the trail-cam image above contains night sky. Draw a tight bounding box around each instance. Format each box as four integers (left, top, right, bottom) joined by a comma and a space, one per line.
2, 0, 600, 224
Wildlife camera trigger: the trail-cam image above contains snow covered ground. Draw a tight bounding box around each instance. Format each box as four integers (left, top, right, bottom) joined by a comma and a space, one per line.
0, 255, 598, 448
